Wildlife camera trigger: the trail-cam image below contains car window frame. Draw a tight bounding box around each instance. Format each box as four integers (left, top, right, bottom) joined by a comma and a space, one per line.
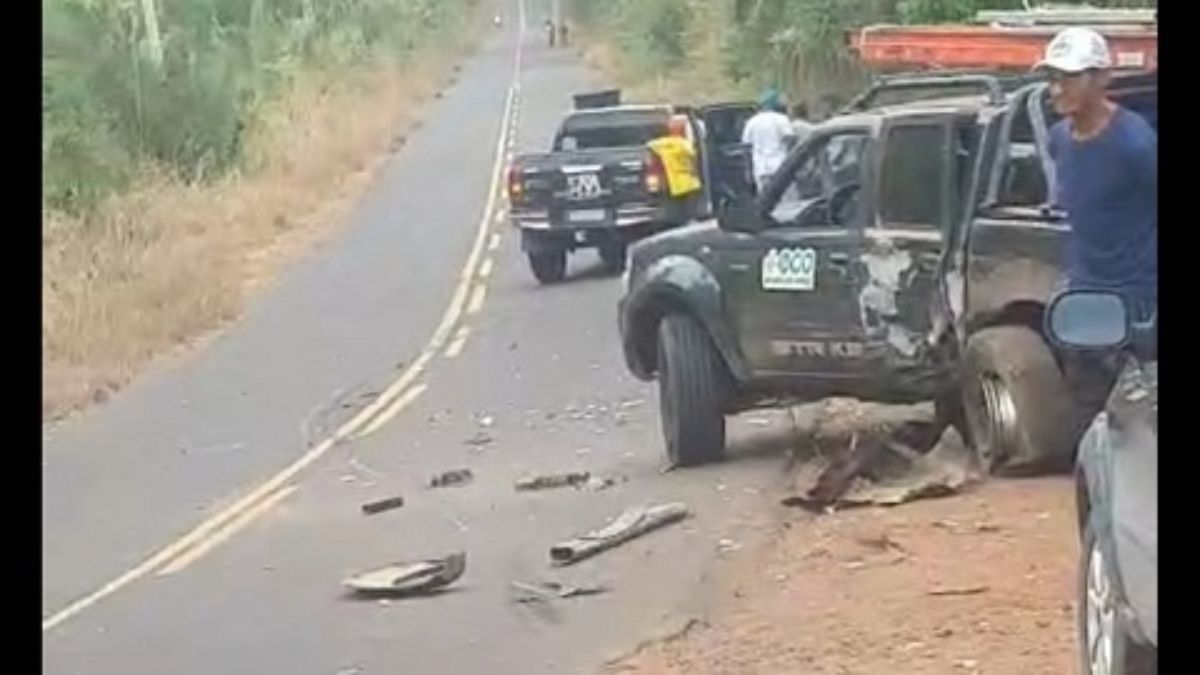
758, 125, 874, 231
875, 115, 954, 233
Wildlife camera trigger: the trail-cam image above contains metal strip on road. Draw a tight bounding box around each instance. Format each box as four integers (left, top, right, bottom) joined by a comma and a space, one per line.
41, 5, 527, 634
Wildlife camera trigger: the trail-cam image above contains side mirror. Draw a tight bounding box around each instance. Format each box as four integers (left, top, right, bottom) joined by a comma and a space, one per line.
717, 198, 765, 234
1045, 290, 1130, 350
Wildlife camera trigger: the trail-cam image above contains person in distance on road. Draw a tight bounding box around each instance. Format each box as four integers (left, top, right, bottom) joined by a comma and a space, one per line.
742, 88, 797, 195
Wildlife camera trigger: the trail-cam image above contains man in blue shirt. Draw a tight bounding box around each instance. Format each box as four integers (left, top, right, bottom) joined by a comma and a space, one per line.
1037, 27, 1157, 422
1040, 27, 1157, 316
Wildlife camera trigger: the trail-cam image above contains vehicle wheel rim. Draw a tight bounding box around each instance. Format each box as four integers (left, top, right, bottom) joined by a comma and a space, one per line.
976, 373, 1018, 467
1085, 541, 1116, 675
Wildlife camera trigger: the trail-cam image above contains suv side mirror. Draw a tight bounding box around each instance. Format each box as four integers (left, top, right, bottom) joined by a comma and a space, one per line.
717, 198, 765, 234
1045, 290, 1130, 350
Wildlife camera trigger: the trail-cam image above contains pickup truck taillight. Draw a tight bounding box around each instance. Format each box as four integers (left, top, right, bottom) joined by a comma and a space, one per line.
507, 166, 523, 201
644, 152, 666, 194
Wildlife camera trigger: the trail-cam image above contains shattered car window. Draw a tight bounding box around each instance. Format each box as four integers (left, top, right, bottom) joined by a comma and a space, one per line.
771, 132, 870, 226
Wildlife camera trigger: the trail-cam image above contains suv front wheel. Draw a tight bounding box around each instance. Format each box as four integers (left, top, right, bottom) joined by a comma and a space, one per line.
962, 325, 1075, 475
657, 313, 728, 466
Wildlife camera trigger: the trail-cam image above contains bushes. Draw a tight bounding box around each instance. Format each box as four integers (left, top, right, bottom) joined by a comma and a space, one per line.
42, 0, 475, 214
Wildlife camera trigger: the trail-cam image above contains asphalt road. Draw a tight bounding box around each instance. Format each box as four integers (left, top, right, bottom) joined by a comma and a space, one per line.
43, 3, 797, 672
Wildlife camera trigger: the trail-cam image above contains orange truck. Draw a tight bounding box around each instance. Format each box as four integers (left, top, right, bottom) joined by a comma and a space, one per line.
847, 7, 1156, 73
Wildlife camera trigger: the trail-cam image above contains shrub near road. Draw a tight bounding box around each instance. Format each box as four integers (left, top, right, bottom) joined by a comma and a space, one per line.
42, 0, 482, 420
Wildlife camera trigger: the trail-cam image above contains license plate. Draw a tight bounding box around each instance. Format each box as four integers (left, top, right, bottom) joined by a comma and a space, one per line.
761, 247, 817, 291
567, 208, 606, 223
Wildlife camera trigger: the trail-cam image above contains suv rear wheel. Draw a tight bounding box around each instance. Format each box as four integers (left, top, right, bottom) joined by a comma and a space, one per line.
528, 250, 566, 284
962, 325, 1076, 475
657, 313, 728, 466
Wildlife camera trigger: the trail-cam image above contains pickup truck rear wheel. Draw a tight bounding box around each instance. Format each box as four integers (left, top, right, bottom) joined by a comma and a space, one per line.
528, 250, 566, 284
962, 326, 1076, 475
657, 313, 728, 467
598, 242, 627, 274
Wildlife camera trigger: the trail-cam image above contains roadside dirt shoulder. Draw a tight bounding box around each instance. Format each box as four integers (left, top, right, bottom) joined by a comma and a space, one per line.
608, 476, 1078, 675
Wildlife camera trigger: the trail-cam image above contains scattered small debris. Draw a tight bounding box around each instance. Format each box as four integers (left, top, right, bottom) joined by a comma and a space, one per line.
900, 641, 926, 653
955, 659, 980, 670
464, 431, 493, 447
928, 585, 990, 597
717, 539, 742, 554
515, 471, 591, 492
361, 495, 406, 515
511, 579, 609, 603
935, 627, 954, 638
584, 474, 627, 491
478, 415, 495, 428
618, 398, 645, 410
429, 469, 474, 488
344, 552, 466, 597
855, 533, 905, 553
550, 503, 690, 566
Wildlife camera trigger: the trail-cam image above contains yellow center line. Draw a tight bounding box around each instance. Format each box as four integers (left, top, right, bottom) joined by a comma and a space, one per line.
467, 284, 488, 315
443, 327, 471, 359
156, 485, 298, 577
40, 8, 528, 634
354, 382, 429, 439
489, 233, 502, 251
478, 258, 494, 279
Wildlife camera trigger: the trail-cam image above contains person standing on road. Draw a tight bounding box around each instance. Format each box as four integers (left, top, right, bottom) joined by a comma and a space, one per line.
648, 114, 703, 222
742, 89, 797, 195
1036, 27, 1157, 417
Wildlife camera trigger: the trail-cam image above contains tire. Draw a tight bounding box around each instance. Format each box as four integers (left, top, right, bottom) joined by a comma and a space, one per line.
1078, 522, 1157, 675
598, 242, 627, 274
528, 250, 566, 284
657, 313, 728, 467
961, 325, 1076, 475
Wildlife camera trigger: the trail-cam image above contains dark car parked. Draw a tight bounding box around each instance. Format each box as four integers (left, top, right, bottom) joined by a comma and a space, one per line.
1045, 290, 1157, 675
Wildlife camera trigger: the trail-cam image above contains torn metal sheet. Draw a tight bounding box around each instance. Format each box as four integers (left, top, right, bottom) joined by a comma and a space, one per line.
550, 503, 690, 566
784, 428, 977, 512
344, 552, 466, 596
511, 579, 609, 602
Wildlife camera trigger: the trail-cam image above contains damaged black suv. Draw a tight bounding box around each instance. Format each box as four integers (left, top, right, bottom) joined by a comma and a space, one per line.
618, 72, 1157, 469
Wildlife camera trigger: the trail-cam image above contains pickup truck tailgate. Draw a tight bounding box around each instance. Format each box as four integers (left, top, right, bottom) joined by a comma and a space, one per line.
511, 148, 657, 226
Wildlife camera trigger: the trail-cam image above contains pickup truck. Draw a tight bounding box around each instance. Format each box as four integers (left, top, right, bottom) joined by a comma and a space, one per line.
508, 93, 755, 284
617, 71, 1156, 470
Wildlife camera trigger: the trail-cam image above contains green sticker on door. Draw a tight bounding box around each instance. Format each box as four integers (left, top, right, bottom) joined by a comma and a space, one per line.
761, 247, 816, 291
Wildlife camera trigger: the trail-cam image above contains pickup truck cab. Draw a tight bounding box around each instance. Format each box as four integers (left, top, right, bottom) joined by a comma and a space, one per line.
509, 94, 754, 284
618, 71, 1155, 469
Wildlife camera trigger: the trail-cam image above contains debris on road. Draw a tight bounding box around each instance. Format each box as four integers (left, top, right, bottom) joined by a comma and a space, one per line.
928, 585, 990, 597
344, 552, 466, 597
515, 471, 591, 491
618, 398, 644, 410
783, 428, 976, 513
511, 579, 609, 603
550, 502, 690, 566
360, 495, 406, 515
584, 474, 627, 491
429, 469, 474, 488
464, 431, 494, 447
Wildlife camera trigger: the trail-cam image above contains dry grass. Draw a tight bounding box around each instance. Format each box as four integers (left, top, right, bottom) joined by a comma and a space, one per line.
42, 22, 484, 422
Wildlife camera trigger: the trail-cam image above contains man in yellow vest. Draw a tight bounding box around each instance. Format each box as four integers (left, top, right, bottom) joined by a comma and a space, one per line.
647, 114, 703, 222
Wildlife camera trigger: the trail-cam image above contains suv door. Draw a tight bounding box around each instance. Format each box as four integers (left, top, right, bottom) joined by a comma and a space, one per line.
717, 127, 875, 380
860, 115, 959, 381
698, 103, 757, 210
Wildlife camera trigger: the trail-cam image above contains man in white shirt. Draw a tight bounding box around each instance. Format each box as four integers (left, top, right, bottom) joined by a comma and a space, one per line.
741, 89, 797, 194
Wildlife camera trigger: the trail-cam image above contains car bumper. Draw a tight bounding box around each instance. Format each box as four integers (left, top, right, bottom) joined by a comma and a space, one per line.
512, 204, 664, 230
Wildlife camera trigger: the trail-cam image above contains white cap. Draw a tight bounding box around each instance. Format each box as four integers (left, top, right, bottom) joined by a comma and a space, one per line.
1034, 27, 1112, 73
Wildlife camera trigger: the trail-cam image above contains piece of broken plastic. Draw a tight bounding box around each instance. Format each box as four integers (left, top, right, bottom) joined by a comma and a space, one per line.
344, 552, 466, 596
